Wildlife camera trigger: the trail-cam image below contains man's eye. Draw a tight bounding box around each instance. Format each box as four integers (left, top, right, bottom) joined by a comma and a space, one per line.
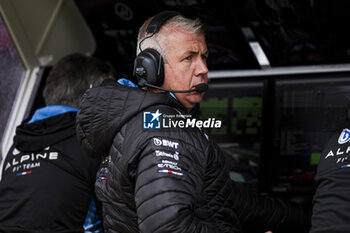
184, 56, 191, 61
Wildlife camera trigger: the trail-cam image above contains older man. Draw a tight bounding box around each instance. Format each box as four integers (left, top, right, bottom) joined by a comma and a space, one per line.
76, 11, 310, 233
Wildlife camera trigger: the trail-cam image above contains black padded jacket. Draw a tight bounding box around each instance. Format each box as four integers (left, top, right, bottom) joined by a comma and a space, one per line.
0, 112, 100, 233
76, 79, 311, 233
310, 128, 350, 233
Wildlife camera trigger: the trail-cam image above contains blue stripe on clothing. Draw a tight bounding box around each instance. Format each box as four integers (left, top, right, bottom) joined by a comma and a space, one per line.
117, 78, 138, 87
117, 78, 180, 107
27, 105, 78, 124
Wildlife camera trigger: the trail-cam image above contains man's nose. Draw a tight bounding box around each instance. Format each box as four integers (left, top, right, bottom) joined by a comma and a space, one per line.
195, 58, 209, 76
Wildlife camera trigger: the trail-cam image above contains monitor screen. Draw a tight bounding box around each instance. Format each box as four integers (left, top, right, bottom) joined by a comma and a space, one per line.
269, 74, 350, 194
201, 74, 350, 195
200, 80, 264, 185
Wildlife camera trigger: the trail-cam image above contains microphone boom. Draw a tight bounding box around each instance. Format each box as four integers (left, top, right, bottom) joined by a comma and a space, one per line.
143, 82, 208, 93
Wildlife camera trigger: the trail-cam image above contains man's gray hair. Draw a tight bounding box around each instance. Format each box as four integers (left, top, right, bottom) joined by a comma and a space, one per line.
43, 53, 115, 108
136, 14, 204, 60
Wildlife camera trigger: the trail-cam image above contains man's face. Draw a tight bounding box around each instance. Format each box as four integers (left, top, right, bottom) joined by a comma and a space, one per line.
161, 28, 208, 111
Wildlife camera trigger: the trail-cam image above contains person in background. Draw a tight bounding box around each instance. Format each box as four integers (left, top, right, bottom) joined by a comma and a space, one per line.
76, 11, 310, 233
0, 53, 115, 233
310, 128, 350, 232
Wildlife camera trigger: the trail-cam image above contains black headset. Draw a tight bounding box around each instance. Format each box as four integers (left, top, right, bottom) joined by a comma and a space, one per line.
133, 11, 180, 87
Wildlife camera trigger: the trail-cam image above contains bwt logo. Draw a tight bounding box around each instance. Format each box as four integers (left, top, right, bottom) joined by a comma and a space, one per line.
338, 128, 350, 144
143, 109, 162, 129
153, 138, 179, 149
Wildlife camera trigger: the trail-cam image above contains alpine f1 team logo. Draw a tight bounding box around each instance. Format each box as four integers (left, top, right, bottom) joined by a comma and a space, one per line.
338, 128, 350, 144
143, 110, 162, 129
143, 109, 222, 129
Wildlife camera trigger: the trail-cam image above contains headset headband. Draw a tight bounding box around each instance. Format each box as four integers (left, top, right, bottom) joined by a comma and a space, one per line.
134, 11, 181, 87
146, 11, 180, 34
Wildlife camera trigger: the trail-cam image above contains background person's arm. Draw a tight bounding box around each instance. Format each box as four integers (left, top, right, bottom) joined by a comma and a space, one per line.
231, 181, 311, 233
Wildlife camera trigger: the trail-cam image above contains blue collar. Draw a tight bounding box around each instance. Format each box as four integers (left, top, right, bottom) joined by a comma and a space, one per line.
169, 92, 178, 101
27, 105, 78, 124
117, 78, 138, 87
117, 78, 193, 113
118, 78, 179, 100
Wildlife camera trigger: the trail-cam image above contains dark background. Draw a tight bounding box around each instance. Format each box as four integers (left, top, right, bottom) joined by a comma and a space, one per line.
74, 0, 350, 78
67, 0, 350, 216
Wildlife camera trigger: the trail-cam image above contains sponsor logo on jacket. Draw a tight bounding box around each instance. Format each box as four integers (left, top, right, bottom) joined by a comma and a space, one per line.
155, 150, 179, 160
325, 146, 350, 160
153, 138, 179, 149
324, 129, 350, 165
338, 128, 350, 144
4, 146, 58, 173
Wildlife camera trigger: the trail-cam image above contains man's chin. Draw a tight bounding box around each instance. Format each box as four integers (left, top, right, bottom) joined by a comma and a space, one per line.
192, 92, 205, 102
177, 93, 205, 110
187, 95, 204, 106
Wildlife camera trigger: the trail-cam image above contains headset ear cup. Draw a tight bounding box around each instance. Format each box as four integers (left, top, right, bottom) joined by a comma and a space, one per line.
133, 49, 164, 87
134, 11, 180, 87
150, 49, 164, 86
133, 55, 147, 85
